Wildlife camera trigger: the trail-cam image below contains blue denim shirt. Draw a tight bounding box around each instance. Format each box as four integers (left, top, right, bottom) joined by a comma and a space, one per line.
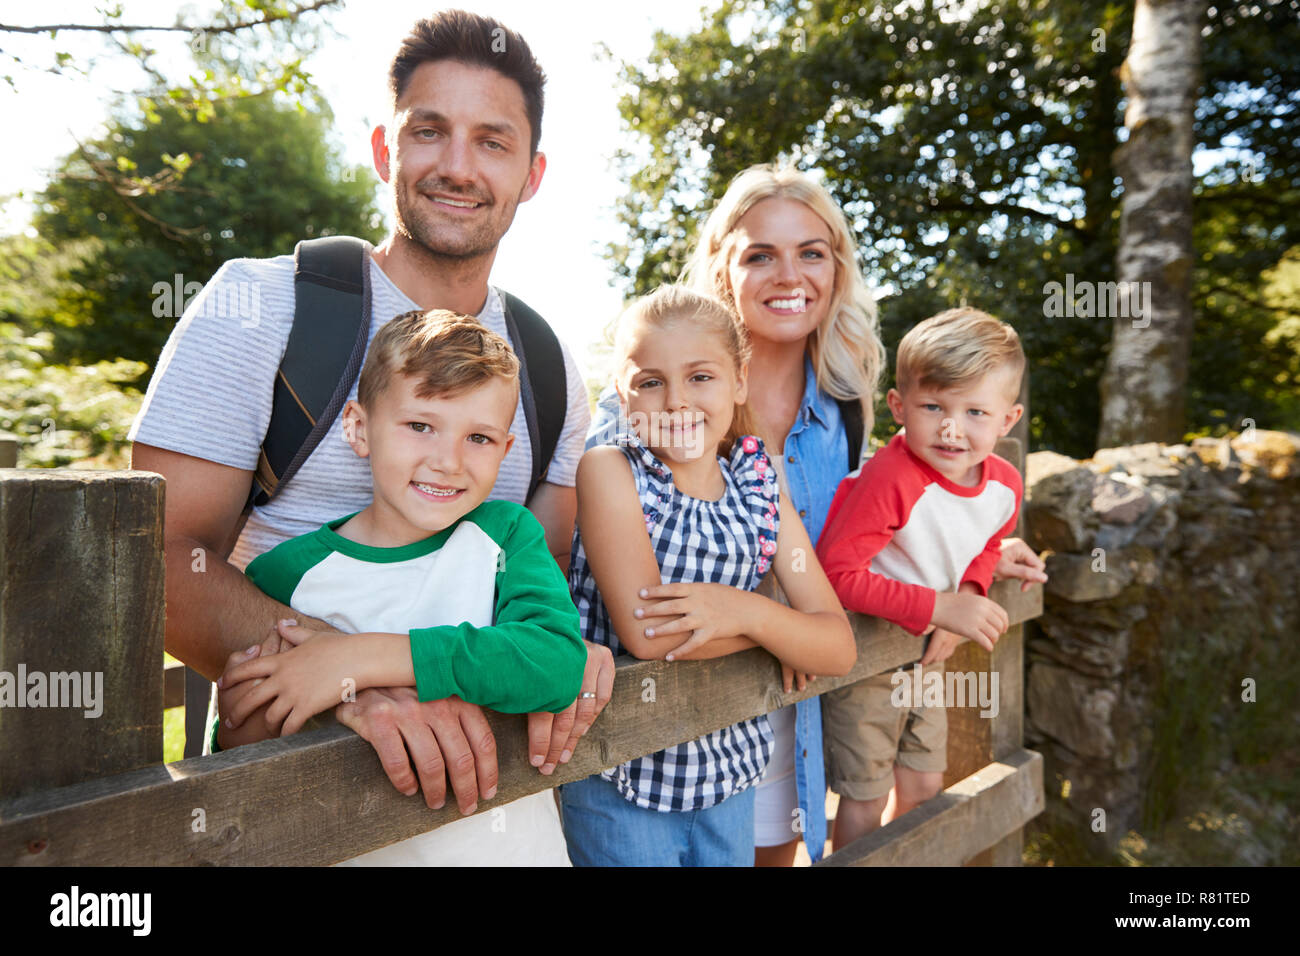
586, 356, 852, 862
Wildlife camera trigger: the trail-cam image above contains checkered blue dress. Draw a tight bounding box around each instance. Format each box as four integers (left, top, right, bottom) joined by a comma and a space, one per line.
568, 432, 780, 812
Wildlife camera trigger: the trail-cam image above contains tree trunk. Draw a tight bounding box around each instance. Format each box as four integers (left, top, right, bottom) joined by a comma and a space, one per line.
1097, 0, 1205, 449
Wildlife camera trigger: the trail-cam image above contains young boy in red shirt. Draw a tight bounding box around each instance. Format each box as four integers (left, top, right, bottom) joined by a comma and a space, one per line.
816, 307, 1026, 849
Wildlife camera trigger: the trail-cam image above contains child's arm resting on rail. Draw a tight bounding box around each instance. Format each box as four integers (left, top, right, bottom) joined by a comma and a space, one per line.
219, 511, 588, 733
815, 477, 941, 636
637, 491, 855, 674
219, 624, 414, 737
929, 501, 1023, 652
575, 446, 758, 661
405, 507, 586, 714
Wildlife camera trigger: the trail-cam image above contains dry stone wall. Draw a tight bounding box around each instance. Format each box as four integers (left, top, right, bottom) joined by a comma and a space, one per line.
1024, 431, 1299, 853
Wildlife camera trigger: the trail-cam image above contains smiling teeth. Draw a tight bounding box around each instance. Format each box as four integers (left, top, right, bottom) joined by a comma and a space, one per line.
434, 196, 478, 207
768, 294, 807, 311
413, 482, 458, 496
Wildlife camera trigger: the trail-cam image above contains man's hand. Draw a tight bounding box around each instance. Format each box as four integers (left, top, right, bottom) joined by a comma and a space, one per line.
336, 688, 498, 815
215, 626, 287, 750
994, 537, 1048, 592
527, 640, 614, 775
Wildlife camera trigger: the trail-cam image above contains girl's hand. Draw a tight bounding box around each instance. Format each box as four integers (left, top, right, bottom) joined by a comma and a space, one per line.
219, 625, 363, 736
634, 582, 755, 661
781, 662, 816, 694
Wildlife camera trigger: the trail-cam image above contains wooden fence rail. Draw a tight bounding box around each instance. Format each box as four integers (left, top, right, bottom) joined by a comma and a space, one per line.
0, 435, 1043, 867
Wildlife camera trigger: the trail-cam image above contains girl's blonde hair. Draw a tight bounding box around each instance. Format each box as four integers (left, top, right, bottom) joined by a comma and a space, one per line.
614, 284, 754, 456
681, 163, 886, 435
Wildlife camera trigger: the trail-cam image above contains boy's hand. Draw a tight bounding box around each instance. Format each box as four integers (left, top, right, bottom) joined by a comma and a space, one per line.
920, 627, 965, 666
635, 582, 753, 660
994, 537, 1048, 592
216, 616, 340, 749
930, 591, 1008, 652
528, 640, 615, 775
220, 624, 363, 736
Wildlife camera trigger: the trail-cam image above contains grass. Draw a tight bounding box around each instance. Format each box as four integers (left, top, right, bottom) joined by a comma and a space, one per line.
163, 706, 185, 764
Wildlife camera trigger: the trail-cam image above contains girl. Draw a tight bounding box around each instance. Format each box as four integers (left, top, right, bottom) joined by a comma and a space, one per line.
560, 284, 855, 867
589, 164, 887, 865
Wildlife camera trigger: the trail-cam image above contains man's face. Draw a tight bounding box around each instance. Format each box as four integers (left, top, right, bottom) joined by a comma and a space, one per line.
373, 59, 545, 262
342, 372, 517, 546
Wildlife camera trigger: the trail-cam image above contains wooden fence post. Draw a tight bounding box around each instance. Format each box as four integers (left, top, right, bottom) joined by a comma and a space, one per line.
943, 431, 1028, 865
0, 470, 165, 809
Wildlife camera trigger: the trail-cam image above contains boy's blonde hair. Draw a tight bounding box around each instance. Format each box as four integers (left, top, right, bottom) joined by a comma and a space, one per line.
357, 309, 520, 409
614, 285, 754, 453
896, 307, 1025, 399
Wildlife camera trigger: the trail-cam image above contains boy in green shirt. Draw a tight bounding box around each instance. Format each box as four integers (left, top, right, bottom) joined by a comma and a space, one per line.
217, 309, 585, 864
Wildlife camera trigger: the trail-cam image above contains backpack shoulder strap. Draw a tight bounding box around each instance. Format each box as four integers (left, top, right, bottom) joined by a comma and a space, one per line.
836, 396, 865, 472
500, 291, 567, 504
248, 236, 372, 510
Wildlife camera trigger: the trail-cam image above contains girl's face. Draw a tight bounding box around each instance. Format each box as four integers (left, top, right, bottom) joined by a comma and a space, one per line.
616, 319, 748, 464
724, 197, 837, 348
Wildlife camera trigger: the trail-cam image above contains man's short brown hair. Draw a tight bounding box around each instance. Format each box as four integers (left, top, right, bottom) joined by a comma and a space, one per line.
357, 310, 520, 410
389, 10, 546, 155
895, 307, 1025, 399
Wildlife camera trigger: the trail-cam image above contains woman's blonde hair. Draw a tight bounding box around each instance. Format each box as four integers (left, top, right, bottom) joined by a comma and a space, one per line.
614, 284, 754, 456
681, 163, 886, 434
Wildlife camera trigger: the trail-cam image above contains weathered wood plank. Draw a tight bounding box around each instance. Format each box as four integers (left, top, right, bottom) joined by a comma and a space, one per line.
817, 749, 1044, 867
0, 582, 1040, 866
0, 471, 165, 800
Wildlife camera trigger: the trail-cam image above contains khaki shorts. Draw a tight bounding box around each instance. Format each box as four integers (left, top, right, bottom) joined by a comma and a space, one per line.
821, 664, 948, 801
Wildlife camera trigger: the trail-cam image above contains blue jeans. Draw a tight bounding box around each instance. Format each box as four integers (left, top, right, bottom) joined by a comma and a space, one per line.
559, 774, 756, 867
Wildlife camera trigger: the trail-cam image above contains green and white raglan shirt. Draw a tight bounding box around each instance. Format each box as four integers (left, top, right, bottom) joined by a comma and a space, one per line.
245, 499, 584, 714
243, 499, 585, 866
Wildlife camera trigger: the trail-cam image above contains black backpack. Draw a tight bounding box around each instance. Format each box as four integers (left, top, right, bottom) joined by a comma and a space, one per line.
246, 235, 567, 515
835, 396, 865, 470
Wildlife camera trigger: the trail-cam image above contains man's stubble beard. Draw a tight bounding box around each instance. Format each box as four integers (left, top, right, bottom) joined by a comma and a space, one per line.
393, 179, 522, 265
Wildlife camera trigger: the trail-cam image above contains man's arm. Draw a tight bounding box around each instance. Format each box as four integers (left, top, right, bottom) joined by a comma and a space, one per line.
131, 443, 334, 679
527, 479, 576, 575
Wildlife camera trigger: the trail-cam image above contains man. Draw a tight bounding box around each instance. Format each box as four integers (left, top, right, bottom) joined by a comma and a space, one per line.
130, 10, 612, 829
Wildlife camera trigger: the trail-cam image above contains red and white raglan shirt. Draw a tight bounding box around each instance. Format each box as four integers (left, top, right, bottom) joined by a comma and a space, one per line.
815, 432, 1022, 633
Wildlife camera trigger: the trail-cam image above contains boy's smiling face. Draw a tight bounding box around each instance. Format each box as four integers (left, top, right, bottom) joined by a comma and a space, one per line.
887, 365, 1023, 487
343, 372, 516, 546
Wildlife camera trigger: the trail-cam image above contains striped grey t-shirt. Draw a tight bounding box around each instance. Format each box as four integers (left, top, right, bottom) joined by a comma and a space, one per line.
129, 248, 590, 570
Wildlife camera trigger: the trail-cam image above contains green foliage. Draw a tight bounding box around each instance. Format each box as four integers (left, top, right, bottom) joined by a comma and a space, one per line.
609, 0, 1300, 456
29, 94, 383, 372
4, 1, 340, 118
0, 318, 145, 468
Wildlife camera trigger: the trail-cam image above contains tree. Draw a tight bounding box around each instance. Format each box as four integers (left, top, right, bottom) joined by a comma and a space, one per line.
1097, 0, 1206, 447
1, 2, 342, 191
30, 95, 383, 371
608, 0, 1299, 456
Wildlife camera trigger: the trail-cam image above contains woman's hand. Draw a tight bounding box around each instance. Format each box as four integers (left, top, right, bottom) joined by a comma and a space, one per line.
634, 582, 756, 661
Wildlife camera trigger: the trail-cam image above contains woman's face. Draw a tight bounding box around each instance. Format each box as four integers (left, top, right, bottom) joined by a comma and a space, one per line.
724, 197, 837, 348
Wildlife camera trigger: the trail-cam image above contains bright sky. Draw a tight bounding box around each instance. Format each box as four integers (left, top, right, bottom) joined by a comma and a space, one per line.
1, 0, 714, 372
